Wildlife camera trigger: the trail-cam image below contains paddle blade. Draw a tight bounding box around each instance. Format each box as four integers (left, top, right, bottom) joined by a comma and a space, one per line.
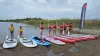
6, 35, 9, 40
68, 31, 70, 35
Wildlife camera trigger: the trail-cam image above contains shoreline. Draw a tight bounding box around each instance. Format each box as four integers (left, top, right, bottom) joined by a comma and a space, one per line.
0, 36, 100, 56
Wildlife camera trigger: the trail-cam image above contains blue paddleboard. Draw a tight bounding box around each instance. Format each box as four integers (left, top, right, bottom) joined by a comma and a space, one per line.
30, 36, 51, 46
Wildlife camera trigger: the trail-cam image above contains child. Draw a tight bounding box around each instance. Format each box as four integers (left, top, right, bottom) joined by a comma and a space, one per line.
68, 23, 73, 35
40, 22, 45, 42
48, 23, 52, 36
9, 24, 14, 41
63, 22, 67, 35
59, 23, 63, 35
40, 22, 44, 38
18, 26, 23, 38
53, 23, 57, 36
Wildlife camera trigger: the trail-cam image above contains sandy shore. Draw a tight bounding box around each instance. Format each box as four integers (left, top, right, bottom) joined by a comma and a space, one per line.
0, 37, 100, 56
0, 32, 100, 56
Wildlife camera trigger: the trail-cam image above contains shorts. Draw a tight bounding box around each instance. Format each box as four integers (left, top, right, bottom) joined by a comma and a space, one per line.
19, 32, 23, 34
64, 28, 66, 30
69, 28, 73, 31
53, 27, 56, 29
10, 31, 14, 33
48, 29, 51, 32
60, 29, 63, 32
40, 29, 44, 31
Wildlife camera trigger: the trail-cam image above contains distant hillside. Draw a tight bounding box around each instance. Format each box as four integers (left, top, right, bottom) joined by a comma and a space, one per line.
0, 17, 100, 29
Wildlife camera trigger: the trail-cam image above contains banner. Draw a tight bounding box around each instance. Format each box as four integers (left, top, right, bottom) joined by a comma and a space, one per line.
79, 3, 87, 29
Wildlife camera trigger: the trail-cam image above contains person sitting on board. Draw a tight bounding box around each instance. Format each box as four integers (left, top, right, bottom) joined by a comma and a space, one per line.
18, 26, 23, 38
48, 22, 52, 36
8, 24, 14, 41
53, 23, 57, 36
68, 23, 73, 35
63, 22, 67, 35
40, 22, 45, 42
59, 22, 63, 35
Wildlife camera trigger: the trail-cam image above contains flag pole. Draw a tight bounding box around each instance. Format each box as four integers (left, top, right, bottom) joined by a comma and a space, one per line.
79, 3, 87, 34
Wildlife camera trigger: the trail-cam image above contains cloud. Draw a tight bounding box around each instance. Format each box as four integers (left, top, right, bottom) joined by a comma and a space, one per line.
0, 0, 100, 19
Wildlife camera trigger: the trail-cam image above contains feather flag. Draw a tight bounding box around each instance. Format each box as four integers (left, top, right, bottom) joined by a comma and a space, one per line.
79, 3, 87, 29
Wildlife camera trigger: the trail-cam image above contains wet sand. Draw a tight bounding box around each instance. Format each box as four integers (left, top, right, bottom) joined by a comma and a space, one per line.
0, 33, 100, 56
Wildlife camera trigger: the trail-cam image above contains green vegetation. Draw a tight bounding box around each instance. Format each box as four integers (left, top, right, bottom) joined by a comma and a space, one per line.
0, 17, 100, 29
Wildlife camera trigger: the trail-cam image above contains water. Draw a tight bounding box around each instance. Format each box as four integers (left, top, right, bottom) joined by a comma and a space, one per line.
0, 22, 50, 42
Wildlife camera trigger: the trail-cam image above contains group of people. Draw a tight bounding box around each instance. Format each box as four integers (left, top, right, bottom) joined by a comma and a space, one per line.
8, 24, 23, 41
8, 22, 73, 41
40, 22, 73, 37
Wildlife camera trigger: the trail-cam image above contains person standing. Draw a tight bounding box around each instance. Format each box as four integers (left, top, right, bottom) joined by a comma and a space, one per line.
68, 23, 73, 35
8, 24, 14, 41
63, 22, 67, 35
18, 26, 23, 38
40, 22, 44, 38
48, 22, 52, 36
59, 23, 63, 35
53, 23, 57, 36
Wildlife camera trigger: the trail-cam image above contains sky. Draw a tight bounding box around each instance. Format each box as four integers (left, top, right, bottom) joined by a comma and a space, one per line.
0, 0, 99, 19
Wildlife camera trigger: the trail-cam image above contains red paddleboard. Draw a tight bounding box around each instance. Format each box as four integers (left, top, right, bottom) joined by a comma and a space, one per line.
79, 37, 88, 41
51, 36, 76, 44
62, 34, 90, 41
67, 38, 82, 42
81, 35, 97, 40
61, 35, 83, 42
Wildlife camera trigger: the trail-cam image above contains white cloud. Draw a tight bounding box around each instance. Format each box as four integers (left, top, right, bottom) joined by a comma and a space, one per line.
24, 7, 74, 13
0, 0, 4, 2
0, 0, 100, 19
37, 0, 47, 3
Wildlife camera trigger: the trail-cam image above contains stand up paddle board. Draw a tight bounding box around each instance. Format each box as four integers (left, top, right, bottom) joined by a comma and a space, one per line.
42, 36, 66, 45
30, 36, 51, 46
3, 35, 17, 48
51, 36, 76, 44
18, 35, 37, 47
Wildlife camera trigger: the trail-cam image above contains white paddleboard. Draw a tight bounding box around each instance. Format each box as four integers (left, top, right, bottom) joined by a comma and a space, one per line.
43, 36, 66, 45
18, 36, 37, 47
3, 36, 17, 48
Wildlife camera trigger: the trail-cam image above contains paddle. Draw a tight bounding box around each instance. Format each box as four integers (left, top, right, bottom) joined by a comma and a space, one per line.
62, 22, 65, 35
6, 28, 11, 40
48, 20, 51, 36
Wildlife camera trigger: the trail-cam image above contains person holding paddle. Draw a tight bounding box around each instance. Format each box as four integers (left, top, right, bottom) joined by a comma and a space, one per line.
18, 26, 23, 38
63, 22, 67, 35
68, 22, 73, 35
48, 20, 52, 36
40, 22, 44, 38
8, 24, 14, 41
53, 22, 57, 36
59, 22, 63, 35
39, 21, 46, 42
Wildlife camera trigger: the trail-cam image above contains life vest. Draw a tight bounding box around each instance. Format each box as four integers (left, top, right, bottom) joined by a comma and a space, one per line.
60, 25, 63, 29
40, 24, 44, 29
69, 24, 73, 28
19, 28, 23, 32
9, 26, 14, 31
63, 24, 67, 29
53, 24, 57, 29
48, 25, 52, 29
